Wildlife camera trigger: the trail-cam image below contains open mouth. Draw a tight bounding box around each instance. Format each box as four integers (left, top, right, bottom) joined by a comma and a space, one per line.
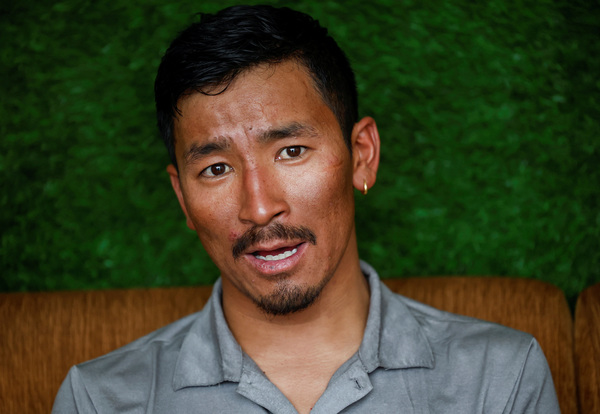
252, 244, 301, 261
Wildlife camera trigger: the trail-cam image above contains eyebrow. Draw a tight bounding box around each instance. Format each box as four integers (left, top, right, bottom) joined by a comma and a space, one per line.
183, 136, 231, 166
257, 122, 318, 144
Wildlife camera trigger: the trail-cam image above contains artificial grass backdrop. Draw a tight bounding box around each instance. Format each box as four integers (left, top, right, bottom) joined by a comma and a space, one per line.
2, 1, 598, 303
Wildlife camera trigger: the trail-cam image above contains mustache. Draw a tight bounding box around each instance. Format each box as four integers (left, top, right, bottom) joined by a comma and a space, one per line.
232, 222, 317, 259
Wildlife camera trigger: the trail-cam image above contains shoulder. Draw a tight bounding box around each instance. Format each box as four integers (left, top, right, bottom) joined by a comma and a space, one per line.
395, 292, 535, 355
80, 310, 201, 385
53, 310, 204, 412
386, 292, 559, 412
81, 309, 200, 370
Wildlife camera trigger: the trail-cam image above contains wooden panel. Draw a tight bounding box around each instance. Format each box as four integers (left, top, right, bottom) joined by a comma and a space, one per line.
575, 282, 600, 414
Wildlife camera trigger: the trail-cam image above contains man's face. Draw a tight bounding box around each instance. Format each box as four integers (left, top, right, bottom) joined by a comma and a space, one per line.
169, 61, 360, 315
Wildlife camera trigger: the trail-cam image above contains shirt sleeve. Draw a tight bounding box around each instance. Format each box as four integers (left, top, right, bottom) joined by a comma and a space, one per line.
52, 366, 97, 414
502, 338, 561, 414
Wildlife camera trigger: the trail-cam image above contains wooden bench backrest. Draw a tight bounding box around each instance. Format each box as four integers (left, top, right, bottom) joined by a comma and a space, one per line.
0, 277, 576, 413
575, 282, 600, 414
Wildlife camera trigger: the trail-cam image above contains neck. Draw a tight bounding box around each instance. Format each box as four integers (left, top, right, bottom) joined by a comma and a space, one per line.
221, 241, 370, 413
222, 248, 370, 362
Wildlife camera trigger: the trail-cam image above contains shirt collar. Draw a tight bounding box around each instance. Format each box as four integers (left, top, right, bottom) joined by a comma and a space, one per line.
173, 278, 244, 390
358, 260, 435, 372
173, 261, 434, 390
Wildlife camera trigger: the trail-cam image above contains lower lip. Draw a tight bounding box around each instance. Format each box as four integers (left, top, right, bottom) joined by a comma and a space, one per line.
244, 242, 307, 275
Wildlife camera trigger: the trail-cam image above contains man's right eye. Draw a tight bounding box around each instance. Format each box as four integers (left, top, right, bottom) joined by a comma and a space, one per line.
201, 163, 232, 177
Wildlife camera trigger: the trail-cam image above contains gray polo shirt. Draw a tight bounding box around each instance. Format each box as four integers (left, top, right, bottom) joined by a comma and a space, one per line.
53, 262, 560, 413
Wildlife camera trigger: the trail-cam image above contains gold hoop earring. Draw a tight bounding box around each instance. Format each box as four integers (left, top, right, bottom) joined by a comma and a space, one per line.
363, 179, 368, 195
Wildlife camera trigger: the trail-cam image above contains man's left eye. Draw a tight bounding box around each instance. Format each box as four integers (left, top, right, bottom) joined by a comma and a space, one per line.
276, 146, 306, 160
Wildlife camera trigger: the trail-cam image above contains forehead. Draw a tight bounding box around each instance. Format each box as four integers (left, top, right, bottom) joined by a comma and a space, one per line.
172, 61, 342, 154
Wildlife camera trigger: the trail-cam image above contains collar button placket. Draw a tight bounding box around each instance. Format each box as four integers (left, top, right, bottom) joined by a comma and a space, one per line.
310, 363, 373, 413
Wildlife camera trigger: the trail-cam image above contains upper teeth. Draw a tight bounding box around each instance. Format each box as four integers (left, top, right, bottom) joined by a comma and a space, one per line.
255, 248, 297, 261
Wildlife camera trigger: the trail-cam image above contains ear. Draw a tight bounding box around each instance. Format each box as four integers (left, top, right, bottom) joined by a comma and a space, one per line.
351, 116, 381, 193
166, 164, 197, 231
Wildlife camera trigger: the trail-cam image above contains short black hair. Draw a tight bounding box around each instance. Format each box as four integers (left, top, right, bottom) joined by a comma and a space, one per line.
154, 5, 358, 168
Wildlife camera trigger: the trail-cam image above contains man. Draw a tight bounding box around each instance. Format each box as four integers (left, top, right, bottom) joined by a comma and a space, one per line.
53, 5, 560, 413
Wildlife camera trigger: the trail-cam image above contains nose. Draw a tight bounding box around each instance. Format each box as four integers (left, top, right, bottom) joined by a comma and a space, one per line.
238, 165, 289, 226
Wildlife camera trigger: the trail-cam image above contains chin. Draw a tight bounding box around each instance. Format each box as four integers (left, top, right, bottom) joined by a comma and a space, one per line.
253, 275, 331, 316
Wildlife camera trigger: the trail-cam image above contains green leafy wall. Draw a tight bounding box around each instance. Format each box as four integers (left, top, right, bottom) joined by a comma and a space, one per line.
2, 0, 598, 303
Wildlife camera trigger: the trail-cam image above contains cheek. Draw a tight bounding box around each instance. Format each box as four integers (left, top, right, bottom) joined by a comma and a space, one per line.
320, 154, 353, 196
291, 159, 354, 218
229, 230, 240, 242
184, 188, 237, 242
